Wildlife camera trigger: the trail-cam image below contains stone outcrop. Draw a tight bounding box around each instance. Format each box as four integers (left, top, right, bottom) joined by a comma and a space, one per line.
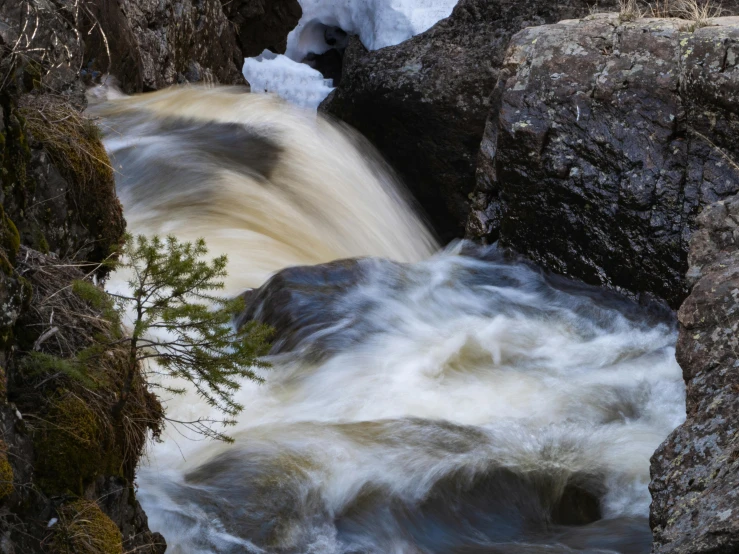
650, 193, 739, 553
220, 0, 302, 58
319, 0, 618, 240
469, 15, 739, 308
84, 0, 245, 92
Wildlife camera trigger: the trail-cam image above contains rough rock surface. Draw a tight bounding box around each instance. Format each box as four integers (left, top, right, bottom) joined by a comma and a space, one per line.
469, 15, 739, 308
0, 1, 163, 552
221, 0, 302, 57
103, 0, 245, 91
650, 193, 739, 553
319, 0, 617, 240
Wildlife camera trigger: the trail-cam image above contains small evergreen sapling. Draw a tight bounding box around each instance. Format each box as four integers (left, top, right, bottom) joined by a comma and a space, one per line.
109, 234, 271, 441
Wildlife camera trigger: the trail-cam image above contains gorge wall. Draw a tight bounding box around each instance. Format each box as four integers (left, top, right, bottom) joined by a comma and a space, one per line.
469, 14, 739, 308
650, 193, 739, 554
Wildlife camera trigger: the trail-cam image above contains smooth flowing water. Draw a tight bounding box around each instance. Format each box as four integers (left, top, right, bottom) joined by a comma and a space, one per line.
92, 87, 685, 554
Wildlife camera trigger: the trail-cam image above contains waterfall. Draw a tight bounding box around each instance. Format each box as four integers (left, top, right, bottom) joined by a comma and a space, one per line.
92, 86, 685, 554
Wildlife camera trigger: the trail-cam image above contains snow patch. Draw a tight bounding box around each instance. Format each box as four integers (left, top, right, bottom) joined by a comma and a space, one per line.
286, 0, 460, 60
242, 50, 334, 110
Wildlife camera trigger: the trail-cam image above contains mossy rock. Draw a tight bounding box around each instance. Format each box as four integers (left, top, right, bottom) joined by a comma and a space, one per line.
0, 441, 14, 499
19, 97, 125, 263
0, 205, 20, 275
33, 394, 105, 495
52, 499, 123, 554
1, 110, 32, 198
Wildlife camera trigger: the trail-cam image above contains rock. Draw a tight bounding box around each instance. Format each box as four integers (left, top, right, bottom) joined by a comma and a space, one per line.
305, 48, 344, 85
236, 258, 365, 357
95, 476, 167, 554
469, 15, 739, 308
220, 0, 302, 57
319, 0, 617, 241
79, 0, 244, 92
238, 243, 674, 358
649, 193, 739, 553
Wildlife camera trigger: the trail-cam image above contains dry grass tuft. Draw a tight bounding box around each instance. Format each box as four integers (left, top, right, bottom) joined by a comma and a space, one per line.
619, 0, 646, 21
19, 95, 114, 199
620, 0, 722, 26
51, 499, 123, 554
673, 0, 723, 28
18, 94, 125, 265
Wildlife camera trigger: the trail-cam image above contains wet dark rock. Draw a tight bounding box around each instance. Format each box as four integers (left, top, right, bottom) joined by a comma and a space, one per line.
650, 193, 739, 554
319, 0, 617, 241
237, 258, 365, 356
108, 0, 245, 91
220, 0, 302, 57
305, 48, 344, 85
469, 15, 739, 308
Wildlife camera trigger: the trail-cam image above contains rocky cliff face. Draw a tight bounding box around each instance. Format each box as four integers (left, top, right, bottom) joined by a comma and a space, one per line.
469, 15, 739, 308
0, 1, 164, 552
650, 193, 739, 553
320, 0, 618, 240
83, 0, 245, 92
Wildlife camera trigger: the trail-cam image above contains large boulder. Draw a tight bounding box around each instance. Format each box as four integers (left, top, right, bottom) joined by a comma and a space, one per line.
319, 0, 617, 241
468, 15, 739, 308
649, 193, 739, 553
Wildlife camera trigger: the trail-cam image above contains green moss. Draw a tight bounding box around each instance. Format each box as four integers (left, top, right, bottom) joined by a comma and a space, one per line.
52, 499, 123, 554
34, 228, 49, 254
1, 109, 33, 204
72, 280, 121, 336
0, 441, 14, 499
20, 352, 99, 389
33, 394, 104, 495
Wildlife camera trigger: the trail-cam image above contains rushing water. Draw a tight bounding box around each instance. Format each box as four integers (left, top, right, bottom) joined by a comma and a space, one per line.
92, 86, 686, 554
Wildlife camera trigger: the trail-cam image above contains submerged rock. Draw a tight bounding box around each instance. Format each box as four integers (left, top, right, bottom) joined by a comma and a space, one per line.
650, 193, 739, 553
469, 15, 739, 308
320, 0, 618, 240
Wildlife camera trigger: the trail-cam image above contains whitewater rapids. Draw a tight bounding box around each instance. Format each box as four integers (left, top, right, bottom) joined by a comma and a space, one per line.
91, 87, 685, 554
